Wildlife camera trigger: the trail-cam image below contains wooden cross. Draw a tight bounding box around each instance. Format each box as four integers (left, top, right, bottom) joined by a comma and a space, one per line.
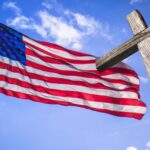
96, 10, 150, 77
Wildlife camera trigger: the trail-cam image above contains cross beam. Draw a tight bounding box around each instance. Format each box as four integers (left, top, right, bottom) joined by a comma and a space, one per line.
96, 10, 150, 77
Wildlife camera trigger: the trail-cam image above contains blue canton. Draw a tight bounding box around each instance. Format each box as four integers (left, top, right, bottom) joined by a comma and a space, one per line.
0, 23, 26, 65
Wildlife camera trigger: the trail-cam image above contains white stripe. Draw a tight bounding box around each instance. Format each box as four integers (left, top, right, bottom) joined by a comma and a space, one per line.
27, 43, 95, 67
23, 36, 95, 60
101, 74, 139, 85
25, 40, 134, 72
27, 54, 96, 71
26, 44, 133, 72
27, 54, 139, 85
0, 68, 139, 99
0, 55, 138, 90
25, 42, 139, 85
26, 45, 48, 57
0, 81, 146, 114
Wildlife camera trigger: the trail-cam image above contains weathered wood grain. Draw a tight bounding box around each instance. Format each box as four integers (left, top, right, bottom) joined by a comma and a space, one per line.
138, 38, 150, 76
127, 10, 147, 35
96, 27, 150, 72
127, 10, 150, 76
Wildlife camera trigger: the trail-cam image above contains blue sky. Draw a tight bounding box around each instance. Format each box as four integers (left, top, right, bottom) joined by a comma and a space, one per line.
0, 0, 150, 150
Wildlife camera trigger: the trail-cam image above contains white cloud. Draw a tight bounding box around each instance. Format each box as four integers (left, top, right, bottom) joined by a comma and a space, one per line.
3, 1, 21, 15
36, 9, 113, 49
7, 15, 32, 29
126, 140, 150, 150
70, 12, 98, 34
31, 24, 48, 38
3, 1, 33, 30
37, 10, 83, 49
3, 1, 113, 50
42, 1, 52, 10
146, 141, 150, 149
98, 23, 112, 41
66, 10, 112, 41
129, 0, 142, 5
139, 76, 150, 84
126, 146, 138, 150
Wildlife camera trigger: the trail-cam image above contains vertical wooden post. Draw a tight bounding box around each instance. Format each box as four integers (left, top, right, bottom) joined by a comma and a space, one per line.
127, 10, 150, 76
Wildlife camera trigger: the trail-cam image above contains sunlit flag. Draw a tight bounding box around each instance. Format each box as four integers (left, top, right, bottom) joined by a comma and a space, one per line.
0, 23, 147, 119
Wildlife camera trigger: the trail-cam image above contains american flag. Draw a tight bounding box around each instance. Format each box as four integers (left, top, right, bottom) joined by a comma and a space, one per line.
0, 23, 147, 119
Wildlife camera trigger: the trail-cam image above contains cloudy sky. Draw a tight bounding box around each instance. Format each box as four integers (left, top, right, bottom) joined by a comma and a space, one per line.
0, 0, 150, 150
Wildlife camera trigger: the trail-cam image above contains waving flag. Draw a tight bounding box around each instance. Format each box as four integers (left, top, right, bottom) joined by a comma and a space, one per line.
0, 23, 147, 119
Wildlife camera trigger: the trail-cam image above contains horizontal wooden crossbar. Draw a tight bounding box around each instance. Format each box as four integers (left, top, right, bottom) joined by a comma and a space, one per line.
96, 27, 150, 72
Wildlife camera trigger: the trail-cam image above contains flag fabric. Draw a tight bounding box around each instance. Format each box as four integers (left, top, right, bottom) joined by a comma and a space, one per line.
0, 23, 147, 119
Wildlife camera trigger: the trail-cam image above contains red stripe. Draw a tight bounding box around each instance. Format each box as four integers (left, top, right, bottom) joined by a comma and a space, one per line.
0, 67, 138, 92
24, 42, 138, 78
0, 75, 144, 106
26, 48, 95, 64
26, 49, 138, 78
0, 62, 139, 90
36, 41, 94, 57
25, 41, 139, 78
92, 67, 139, 78
0, 87, 145, 120
27, 60, 139, 88
27, 60, 132, 79
37, 41, 139, 78
24, 41, 95, 64
27, 48, 139, 87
